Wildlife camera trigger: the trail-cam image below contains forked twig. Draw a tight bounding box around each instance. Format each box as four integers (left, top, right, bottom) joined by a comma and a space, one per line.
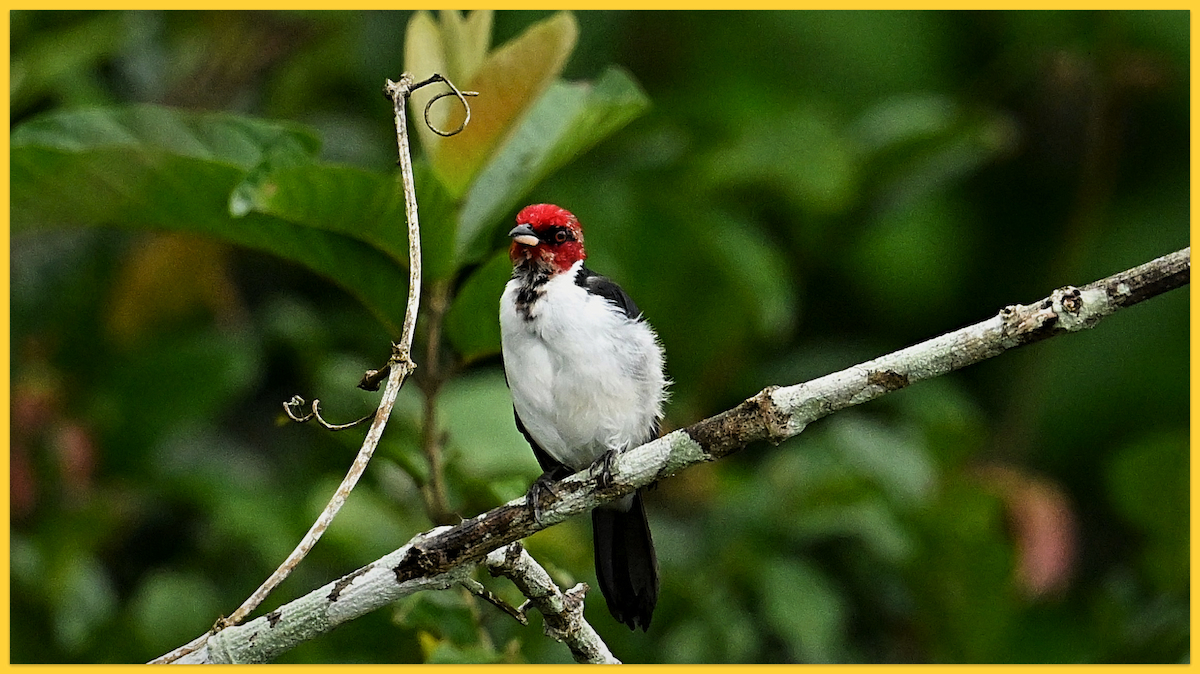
150, 73, 476, 665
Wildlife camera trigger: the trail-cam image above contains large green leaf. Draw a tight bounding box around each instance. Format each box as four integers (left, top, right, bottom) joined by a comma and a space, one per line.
232, 162, 412, 265
11, 103, 322, 163
454, 66, 651, 266
11, 105, 411, 335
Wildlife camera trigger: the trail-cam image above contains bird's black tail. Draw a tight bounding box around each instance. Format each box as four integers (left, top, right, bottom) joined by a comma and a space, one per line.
592, 490, 659, 631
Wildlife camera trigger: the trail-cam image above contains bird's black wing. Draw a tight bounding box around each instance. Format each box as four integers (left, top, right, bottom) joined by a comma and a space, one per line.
504, 363, 570, 475
513, 406, 571, 476
575, 265, 641, 320
577, 265, 660, 445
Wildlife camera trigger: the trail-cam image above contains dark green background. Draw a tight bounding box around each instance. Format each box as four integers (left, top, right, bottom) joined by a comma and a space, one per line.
10, 10, 1189, 663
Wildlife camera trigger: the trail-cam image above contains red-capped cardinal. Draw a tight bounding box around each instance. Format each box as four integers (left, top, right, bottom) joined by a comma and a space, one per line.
500, 203, 668, 631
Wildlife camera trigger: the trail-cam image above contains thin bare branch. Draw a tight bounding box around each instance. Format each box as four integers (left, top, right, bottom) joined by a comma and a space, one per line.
460, 577, 528, 626
417, 279, 456, 524
385, 74, 425, 360
151, 73, 477, 664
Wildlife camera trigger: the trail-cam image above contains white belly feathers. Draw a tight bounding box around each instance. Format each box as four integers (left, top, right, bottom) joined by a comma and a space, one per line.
500, 261, 667, 472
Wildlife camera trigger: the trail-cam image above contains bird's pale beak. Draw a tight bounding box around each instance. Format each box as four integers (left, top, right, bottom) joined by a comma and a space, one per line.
508, 223, 540, 247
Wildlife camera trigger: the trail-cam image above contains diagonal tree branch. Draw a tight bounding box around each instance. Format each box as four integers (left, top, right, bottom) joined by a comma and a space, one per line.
161, 246, 1188, 664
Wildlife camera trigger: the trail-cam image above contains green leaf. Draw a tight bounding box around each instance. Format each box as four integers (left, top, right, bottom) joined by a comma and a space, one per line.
12, 103, 322, 162
11, 105, 411, 335
852, 93, 959, 152
443, 250, 511, 361
454, 67, 651, 265
692, 206, 797, 340
227, 130, 322, 217
426, 642, 505, 664
306, 477, 408, 560
404, 11, 449, 156
234, 162, 412, 265
412, 160, 461, 281
830, 415, 935, 506
439, 10, 493, 84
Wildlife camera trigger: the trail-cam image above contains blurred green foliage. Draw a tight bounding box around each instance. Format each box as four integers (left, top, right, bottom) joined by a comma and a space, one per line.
9, 10, 1188, 664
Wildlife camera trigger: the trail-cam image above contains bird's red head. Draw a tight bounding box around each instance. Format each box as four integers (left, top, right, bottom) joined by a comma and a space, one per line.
509, 204, 587, 275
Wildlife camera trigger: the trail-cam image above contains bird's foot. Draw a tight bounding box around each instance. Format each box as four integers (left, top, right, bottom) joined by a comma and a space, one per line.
527, 469, 566, 524
592, 449, 621, 490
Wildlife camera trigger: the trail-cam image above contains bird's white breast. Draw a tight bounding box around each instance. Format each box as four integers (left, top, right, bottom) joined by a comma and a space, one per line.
500, 261, 667, 471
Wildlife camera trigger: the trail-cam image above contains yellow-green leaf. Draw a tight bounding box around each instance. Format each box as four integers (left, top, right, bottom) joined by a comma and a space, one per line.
440, 9, 491, 84
404, 10, 448, 155
404, 11, 493, 159
430, 11, 578, 196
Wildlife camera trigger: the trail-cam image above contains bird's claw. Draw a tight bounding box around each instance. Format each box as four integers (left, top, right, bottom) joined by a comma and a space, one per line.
527, 472, 560, 524
593, 449, 620, 490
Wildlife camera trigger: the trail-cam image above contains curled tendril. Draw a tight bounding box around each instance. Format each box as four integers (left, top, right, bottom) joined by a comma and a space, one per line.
410, 73, 479, 137
283, 395, 374, 431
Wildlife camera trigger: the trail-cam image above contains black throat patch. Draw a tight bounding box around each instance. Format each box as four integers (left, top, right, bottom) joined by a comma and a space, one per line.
513, 265, 550, 321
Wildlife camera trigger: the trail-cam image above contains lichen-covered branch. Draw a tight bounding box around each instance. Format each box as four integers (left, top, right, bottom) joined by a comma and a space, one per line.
160, 247, 1188, 663
693, 245, 1192, 460
388, 248, 1190, 585
169, 528, 470, 664
483, 543, 620, 664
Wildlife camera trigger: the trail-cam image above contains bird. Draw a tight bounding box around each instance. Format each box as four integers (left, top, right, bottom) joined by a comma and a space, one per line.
499, 203, 668, 631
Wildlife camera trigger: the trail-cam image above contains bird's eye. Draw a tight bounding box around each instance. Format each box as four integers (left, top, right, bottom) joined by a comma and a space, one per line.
554, 229, 569, 243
